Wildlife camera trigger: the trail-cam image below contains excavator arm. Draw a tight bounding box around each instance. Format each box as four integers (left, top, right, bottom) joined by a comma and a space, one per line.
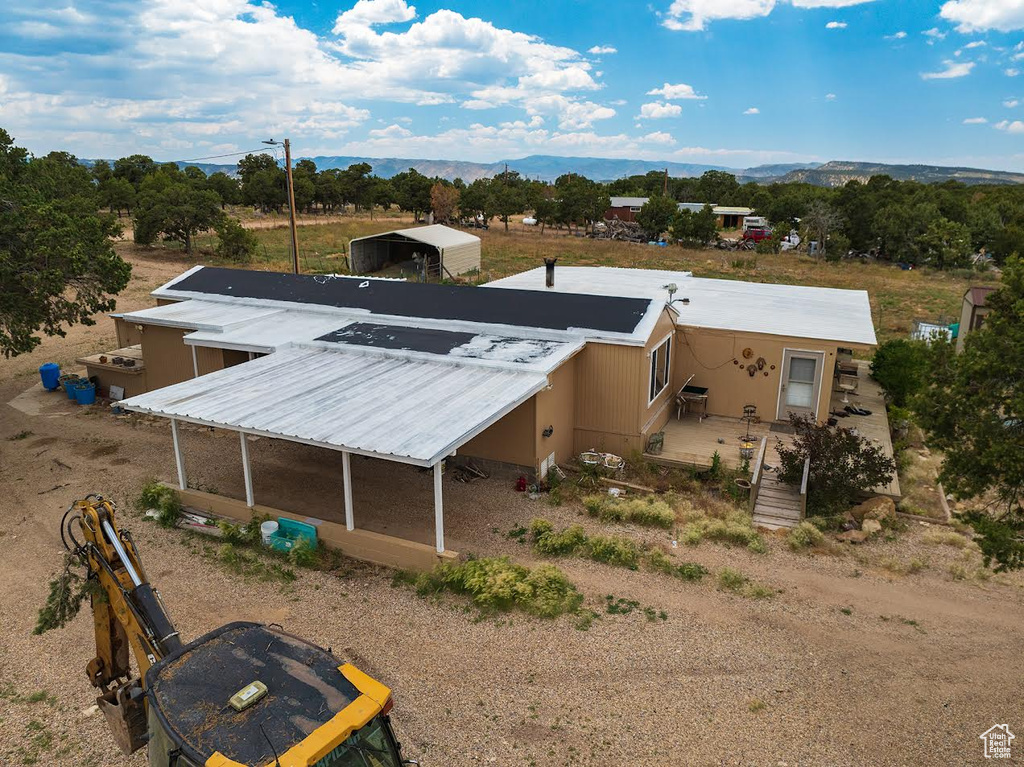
61, 495, 182, 754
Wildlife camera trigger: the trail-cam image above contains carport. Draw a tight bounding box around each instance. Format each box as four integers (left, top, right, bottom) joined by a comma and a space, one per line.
348, 224, 480, 280
119, 344, 547, 568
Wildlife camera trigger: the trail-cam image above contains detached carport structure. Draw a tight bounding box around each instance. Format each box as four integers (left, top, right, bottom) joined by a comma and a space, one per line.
348, 224, 480, 280
120, 344, 547, 569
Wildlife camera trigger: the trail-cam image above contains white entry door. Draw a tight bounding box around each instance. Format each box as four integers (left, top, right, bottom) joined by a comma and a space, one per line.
777, 350, 824, 420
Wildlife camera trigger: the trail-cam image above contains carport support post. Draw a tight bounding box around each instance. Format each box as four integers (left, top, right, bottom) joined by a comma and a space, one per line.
170, 418, 186, 491
191, 346, 199, 378
433, 462, 445, 553
342, 451, 354, 531
239, 432, 254, 508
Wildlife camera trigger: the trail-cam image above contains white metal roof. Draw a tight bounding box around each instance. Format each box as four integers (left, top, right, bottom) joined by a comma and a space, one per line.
119, 345, 547, 466
348, 224, 479, 250
484, 266, 877, 346
609, 197, 649, 208
183, 311, 349, 354
120, 300, 282, 331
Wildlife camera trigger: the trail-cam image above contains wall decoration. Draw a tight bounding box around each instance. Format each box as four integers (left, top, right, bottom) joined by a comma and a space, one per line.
742, 348, 753, 359
756, 357, 766, 370
747, 364, 757, 377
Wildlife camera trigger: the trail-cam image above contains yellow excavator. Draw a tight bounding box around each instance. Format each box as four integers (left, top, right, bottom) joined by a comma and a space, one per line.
56, 495, 414, 767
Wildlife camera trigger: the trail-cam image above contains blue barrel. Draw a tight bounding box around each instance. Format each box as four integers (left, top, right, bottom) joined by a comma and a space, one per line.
74, 383, 97, 406
65, 379, 81, 400
39, 363, 61, 391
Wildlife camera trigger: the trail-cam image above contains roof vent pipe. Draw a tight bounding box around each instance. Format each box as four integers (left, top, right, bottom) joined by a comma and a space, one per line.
544, 258, 557, 288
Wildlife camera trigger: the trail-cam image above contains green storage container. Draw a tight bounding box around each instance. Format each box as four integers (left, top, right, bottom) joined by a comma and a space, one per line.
267, 517, 317, 553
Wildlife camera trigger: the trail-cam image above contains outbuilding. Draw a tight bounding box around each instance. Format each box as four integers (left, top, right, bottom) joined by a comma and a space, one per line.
348, 224, 480, 280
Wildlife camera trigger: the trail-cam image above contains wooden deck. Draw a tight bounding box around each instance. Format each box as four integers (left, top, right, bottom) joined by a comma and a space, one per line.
645, 360, 901, 499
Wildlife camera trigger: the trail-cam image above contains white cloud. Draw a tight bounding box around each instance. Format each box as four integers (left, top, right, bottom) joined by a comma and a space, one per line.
588, 45, 617, 54
744, 107, 760, 114
885, 30, 908, 39
646, 82, 707, 100
825, 92, 837, 100
923, 27, 948, 43
921, 60, 976, 79
940, 0, 1024, 33
368, 124, 412, 138
995, 119, 1024, 132
964, 40, 988, 48
642, 131, 677, 145
1005, 98, 1021, 107
1008, 68, 1022, 76
826, 21, 847, 29
333, 0, 417, 31
963, 116, 988, 123
638, 102, 683, 119
660, 0, 875, 31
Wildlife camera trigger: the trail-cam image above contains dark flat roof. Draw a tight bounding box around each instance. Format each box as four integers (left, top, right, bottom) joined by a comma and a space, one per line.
169, 267, 651, 334
318, 322, 476, 355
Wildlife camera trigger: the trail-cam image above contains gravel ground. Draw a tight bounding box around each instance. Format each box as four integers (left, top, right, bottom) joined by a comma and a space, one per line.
1, 249, 1022, 766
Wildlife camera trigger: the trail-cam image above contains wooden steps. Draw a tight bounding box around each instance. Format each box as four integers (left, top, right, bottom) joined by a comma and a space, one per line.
752, 473, 802, 530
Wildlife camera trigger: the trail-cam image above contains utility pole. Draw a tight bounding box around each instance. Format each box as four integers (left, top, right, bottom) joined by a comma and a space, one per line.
263, 138, 300, 274
663, 168, 668, 196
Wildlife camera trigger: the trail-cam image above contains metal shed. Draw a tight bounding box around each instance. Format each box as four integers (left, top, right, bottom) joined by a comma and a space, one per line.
348, 224, 481, 280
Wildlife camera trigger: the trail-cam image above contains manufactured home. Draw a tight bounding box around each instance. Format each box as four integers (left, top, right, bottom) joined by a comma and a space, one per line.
103, 263, 889, 568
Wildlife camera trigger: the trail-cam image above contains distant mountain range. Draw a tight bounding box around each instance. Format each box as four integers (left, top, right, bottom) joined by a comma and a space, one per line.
85, 154, 1024, 186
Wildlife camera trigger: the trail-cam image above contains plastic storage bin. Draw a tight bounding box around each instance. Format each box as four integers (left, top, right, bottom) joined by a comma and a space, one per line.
39, 363, 60, 391
267, 518, 317, 553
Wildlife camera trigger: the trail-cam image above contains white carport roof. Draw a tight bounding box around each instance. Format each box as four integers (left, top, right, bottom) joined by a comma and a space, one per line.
348, 224, 479, 249
118, 300, 282, 331
119, 345, 547, 466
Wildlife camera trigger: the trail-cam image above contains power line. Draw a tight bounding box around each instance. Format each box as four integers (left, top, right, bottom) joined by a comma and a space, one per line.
177, 147, 275, 163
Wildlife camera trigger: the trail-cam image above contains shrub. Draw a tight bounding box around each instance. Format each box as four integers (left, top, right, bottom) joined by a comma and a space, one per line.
787, 521, 825, 551
582, 495, 676, 529
776, 414, 896, 517
137, 482, 182, 529
288, 537, 319, 568
716, 567, 774, 599
646, 547, 708, 581
871, 339, 930, 407
530, 519, 586, 556
214, 215, 259, 263
681, 514, 766, 553
923, 529, 973, 549
218, 513, 270, 547
585, 535, 641, 569
417, 557, 583, 618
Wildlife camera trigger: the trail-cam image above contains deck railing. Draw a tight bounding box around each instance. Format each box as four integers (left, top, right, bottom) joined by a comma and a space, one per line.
747, 437, 768, 513
799, 457, 811, 519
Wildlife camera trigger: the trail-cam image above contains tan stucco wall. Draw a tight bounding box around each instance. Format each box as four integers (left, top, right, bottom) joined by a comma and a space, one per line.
114, 317, 143, 348
459, 397, 537, 468
141, 325, 194, 390
673, 326, 837, 423
534, 355, 576, 468
194, 346, 225, 376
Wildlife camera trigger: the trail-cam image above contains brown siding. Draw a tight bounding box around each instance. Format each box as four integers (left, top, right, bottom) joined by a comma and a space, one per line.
155, 298, 181, 307
194, 346, 225, 376
141, 325, 194, 390
573, 343, 643, 435
673, 327, 838, 423
223, 349, 251, 368
534, 356, 576, 468
114, 318, 142, 348
460, 398, 536, 468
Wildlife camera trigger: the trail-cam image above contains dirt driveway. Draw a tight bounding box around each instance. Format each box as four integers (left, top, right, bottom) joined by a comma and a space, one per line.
0, 248, 1022, 766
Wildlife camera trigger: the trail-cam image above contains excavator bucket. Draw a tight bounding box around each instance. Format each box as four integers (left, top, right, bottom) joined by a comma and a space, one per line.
97, 680, 148, 755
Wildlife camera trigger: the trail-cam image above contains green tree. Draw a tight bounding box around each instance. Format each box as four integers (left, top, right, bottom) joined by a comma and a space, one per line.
214, 216, 258, 263
112, 154, 157, 190
776, 414, 896, 517
917, 217, 972, 270
0, 130, 131, 357
696, 170, 740, 205
914, 256, 1024, 570
802, 200, 843, 257
133, 181, 222, 255
98, 177, 136, 216
237, 153, 285, 212
391, 169, 433, 222
636, 195, 676, 240
870, 339, 930, 407
206, 172, 241, 208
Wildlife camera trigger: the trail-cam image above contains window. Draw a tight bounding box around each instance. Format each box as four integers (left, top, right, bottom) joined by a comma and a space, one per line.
629, 206, 642, 213
649, 337, 671, 403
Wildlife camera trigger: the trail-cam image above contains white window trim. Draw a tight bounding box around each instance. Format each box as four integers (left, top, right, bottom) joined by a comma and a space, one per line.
647, 333, 672, 406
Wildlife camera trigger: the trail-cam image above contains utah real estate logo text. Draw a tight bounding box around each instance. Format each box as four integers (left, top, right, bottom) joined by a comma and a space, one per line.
980, 725, 1015, 759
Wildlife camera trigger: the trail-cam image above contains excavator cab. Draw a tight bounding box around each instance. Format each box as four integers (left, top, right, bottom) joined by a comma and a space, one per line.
144, 622, 405, 767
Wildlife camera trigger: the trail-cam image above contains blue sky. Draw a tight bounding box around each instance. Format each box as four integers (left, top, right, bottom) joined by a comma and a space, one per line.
3, 0, 1024, 170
